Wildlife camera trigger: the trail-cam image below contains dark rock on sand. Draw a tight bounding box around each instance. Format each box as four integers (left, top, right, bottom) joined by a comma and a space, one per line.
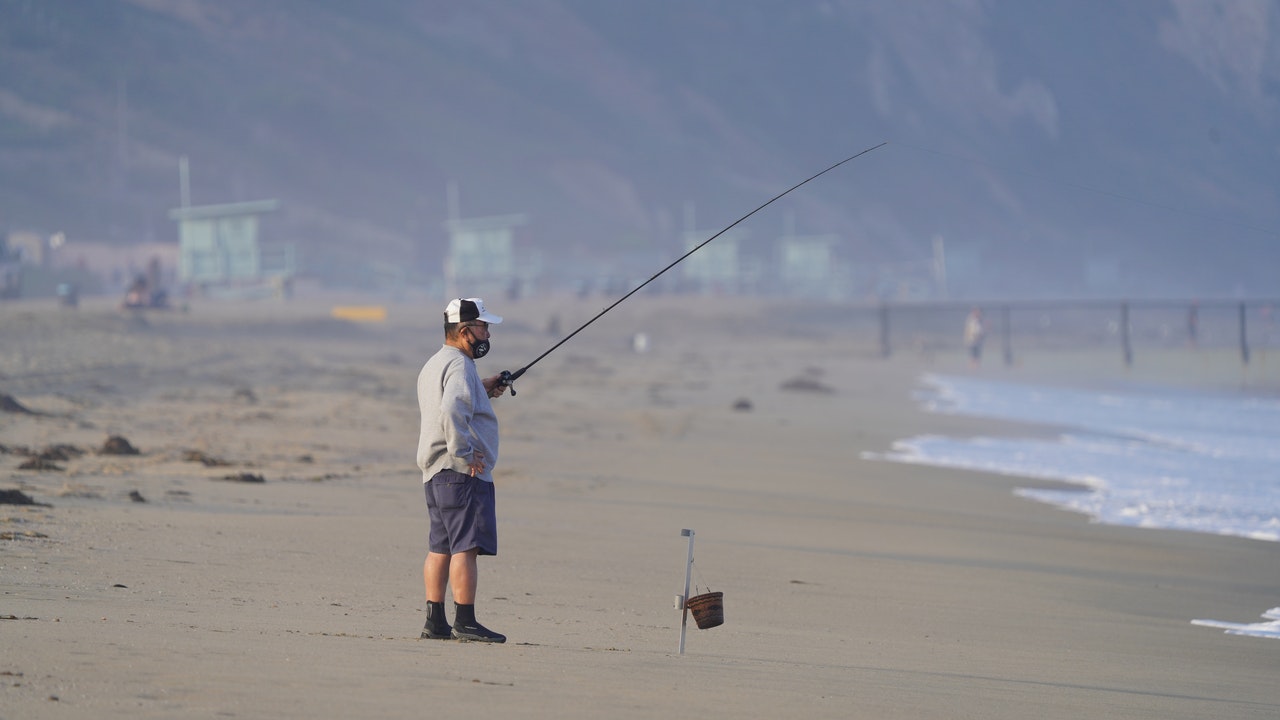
1, 530, 49, 540
183, 450, 231, 466
0, 394, 38, 414
100, 435, 140, 455
220, 472, 265, 483
18, 457, 63, 471
779, 377, 836, 394
0, 488, 40, 504
37, 445, 84, 462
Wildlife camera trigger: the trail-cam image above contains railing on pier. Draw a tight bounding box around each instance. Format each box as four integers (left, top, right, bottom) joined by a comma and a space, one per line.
873, 299, 1277, 368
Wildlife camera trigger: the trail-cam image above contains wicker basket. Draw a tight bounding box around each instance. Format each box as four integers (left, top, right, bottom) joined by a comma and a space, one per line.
685, 591, 724, 629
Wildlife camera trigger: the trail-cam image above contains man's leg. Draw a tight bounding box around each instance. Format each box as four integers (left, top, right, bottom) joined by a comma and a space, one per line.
448, 548, 478, 604
421, 552, 453, 639
425, 552, 450, 603
449, 548, 504, 643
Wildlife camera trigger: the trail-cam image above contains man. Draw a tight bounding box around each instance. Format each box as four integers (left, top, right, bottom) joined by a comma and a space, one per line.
964, 307, 985, 368
417, 297, 509, 643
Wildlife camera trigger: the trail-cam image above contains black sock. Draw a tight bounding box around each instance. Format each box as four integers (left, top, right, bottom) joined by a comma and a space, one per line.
454, 603, 477, 627
426, 601, 448, 627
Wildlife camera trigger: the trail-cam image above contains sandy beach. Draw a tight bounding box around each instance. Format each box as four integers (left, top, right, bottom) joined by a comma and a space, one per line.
3, 294, 1279, 719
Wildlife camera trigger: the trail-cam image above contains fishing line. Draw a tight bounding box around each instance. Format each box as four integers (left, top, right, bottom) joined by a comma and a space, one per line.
497, 140, 889, 395
894, 140, 1280, 239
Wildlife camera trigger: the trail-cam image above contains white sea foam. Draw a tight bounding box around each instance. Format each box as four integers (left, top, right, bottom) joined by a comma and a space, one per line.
867, 373, 1280, 639
873, 373, 1280, 542
1191, 608, 1280, 639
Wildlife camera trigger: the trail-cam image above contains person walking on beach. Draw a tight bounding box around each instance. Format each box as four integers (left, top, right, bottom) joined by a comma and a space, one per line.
964, 307, 985, 368
417, 297, 509, 643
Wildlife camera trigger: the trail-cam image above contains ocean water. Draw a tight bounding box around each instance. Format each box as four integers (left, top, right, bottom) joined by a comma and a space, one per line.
868, 373, 1280, 639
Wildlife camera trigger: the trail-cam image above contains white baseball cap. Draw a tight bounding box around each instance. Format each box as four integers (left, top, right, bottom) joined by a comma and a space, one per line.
444, 297, 503, 324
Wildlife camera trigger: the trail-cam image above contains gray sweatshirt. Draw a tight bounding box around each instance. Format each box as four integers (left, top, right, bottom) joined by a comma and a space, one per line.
416, 345, 499, 483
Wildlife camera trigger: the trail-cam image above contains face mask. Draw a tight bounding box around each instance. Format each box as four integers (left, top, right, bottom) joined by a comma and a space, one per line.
465, 328, 491, 359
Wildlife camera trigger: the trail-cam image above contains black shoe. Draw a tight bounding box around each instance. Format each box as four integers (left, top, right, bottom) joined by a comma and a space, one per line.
421, 620, 454, 640
452, 621, 506, 643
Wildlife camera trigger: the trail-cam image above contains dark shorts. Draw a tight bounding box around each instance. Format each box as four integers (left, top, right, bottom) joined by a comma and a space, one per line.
424, 469, 497, 556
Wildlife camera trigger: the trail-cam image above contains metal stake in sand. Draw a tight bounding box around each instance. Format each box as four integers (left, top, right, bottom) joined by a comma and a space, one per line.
678, 528, 695, 655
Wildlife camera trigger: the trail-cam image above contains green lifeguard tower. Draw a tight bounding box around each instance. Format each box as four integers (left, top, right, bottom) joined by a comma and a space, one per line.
680, 228, 748, 294
777, 233, 849, 300
168, 200, 294, 292
443, 213, 528, 299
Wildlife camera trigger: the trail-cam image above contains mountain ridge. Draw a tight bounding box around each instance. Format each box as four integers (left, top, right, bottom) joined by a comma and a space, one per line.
2, 1, 1276, 298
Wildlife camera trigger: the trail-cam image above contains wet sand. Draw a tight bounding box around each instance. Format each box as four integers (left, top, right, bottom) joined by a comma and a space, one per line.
2, 294, 1278, 719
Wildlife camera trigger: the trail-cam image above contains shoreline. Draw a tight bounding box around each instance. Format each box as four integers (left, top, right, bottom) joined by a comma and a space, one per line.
3, 296, 1280, 718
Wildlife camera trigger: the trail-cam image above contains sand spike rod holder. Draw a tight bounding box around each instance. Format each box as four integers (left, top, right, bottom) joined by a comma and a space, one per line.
676, 528, 725, 654
678, 529, 695, 654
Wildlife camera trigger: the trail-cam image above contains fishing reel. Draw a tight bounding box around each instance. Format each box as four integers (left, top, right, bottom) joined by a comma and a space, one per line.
497, 369, 522, 396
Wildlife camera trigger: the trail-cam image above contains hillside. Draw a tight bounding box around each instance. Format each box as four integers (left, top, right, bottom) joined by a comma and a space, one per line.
1, 1, 1277, 298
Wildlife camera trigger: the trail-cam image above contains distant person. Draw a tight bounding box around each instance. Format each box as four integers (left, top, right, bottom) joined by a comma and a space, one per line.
416, 297, 509, 643
964, 307, 985, 368
122, 275, 149, 309
1187, 302, 1199, 348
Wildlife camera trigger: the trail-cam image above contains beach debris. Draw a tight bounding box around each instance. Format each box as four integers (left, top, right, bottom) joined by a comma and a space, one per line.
18, 457, 62, 472
779, 376, 836, 394
128, 490, 147, 503
100, 435, 140, 455
631, 332, 650, 353
0, 393, 39, 414
732, 397, 754, 412
219, 472, 265, 483
54, 483, 101, 499
35, 444, 83, 462
0, 489, 40, 505
182, 450, 231, 466
1, 530, 49, 540
112, 584, 128, 588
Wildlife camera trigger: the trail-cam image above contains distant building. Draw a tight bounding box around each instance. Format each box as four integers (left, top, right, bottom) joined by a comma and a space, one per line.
776, 233, 849, 300
0, 235, 20, 299
168, 200, 294, 291
680, 228, 748, 294
5, 231, 46, 266
49, 241, 178, 293
443, 213, 529, 299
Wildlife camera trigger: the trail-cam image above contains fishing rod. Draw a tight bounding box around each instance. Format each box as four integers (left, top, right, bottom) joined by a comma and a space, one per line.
497, 140, 889, 395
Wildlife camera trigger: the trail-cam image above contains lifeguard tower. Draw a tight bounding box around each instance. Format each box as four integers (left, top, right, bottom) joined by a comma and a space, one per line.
169, 199, 295, 295
777, 233, 849, 300
443, 213, 528, 300
680, 228, 748, 294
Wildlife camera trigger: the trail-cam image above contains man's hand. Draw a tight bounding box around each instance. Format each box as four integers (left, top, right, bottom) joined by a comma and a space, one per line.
467, 451, 486, 477
482, 375, 507, 399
